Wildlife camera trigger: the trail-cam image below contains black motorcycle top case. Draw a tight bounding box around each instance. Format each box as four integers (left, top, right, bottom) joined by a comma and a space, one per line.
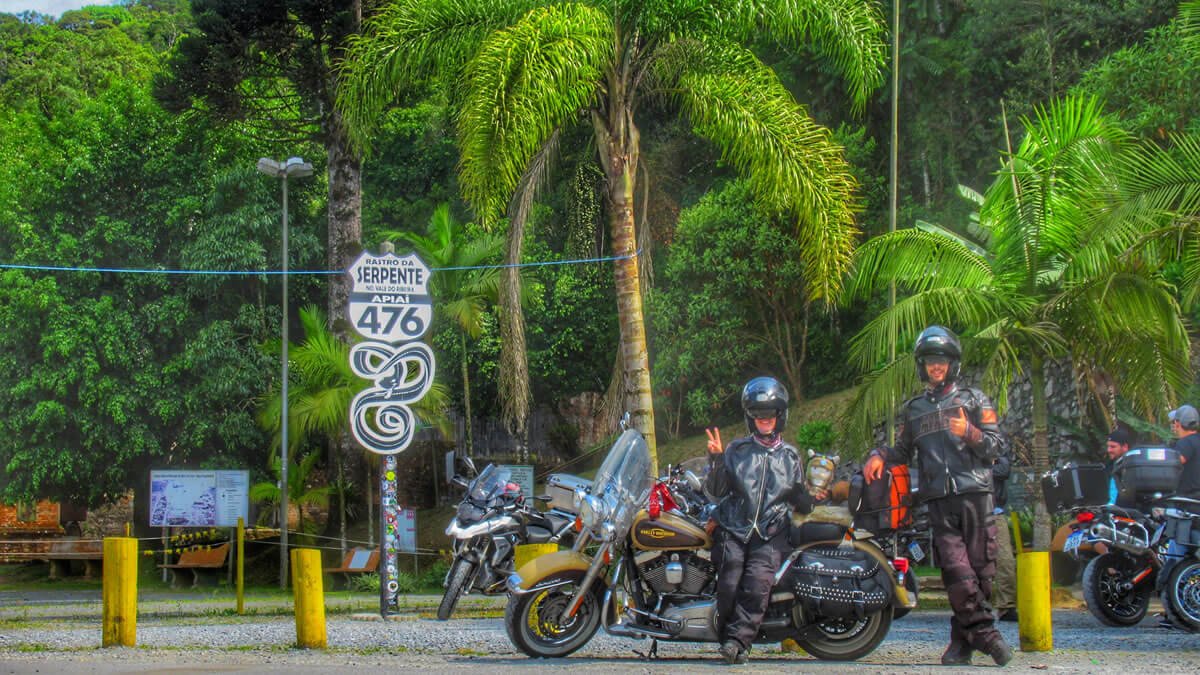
1042, 463, 1109, 511
1115, 447, 1183, 500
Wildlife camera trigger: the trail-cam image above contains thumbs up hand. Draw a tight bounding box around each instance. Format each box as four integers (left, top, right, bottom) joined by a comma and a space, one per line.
948, 408, 968, 438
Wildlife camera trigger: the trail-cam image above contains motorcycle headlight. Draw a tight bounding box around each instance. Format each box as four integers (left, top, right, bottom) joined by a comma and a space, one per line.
580, 494, 606, 531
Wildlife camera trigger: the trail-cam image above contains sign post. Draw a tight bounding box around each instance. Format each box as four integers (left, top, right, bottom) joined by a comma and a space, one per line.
347, 247, 435, 618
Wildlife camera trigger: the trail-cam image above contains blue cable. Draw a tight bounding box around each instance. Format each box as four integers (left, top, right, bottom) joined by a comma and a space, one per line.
0, 249, 639, 276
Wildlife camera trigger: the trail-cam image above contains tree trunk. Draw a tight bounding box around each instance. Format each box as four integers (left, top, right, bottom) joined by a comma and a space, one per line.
593, 96, 657, 472
1031, 354, 1052, 551
461, 331, 474, 456
326, 120, 363, 340
498, 221, 531, 438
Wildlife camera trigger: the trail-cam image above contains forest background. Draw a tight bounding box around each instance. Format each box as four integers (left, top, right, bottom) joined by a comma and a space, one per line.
3, 0, 1200, 541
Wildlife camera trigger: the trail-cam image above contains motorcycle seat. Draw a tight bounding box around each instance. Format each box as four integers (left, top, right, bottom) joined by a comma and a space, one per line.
790, 521, 848, 547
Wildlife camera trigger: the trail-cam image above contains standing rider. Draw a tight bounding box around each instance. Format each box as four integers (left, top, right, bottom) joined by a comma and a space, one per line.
705, 377, 824, 665
864, 326, 1014, 666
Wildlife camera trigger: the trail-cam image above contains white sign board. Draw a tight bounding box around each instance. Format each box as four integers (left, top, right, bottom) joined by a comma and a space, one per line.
501, 465, 535, 501
347, 251, 432, 342
149, 470, 249, 527
397, 507, 417, 553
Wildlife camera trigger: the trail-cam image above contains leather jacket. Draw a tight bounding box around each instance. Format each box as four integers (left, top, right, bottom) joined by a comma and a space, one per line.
706, 436, 815, 543
880, 382, 1004, 502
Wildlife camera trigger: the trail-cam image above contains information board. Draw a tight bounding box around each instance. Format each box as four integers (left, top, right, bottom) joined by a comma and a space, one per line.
149, 470, 249, 527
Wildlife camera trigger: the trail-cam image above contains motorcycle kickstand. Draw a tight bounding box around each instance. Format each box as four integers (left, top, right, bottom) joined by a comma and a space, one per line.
633, 638, 659, 660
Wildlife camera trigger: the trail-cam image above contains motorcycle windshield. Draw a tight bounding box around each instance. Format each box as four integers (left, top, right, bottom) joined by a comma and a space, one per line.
591, 429, 654, 539
467, 464, 513, 503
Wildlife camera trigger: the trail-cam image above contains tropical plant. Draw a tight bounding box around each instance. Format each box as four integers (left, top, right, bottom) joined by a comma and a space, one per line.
248, 449, 332, 544
843, 94, 1191, 550
387, 204, 505, 456
337, 0, 888, 472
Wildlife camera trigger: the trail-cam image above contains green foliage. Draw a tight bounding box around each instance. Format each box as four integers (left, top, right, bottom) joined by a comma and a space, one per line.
651, 180, 819, 434
1076, 20, 1200, 138
793, 421, 837, 455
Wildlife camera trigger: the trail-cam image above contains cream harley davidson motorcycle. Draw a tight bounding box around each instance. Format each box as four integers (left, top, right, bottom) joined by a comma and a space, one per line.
503, 428, 916, 660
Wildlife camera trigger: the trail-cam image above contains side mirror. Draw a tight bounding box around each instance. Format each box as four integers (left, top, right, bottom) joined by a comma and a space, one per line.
462, 456, 477, 475
451, 475, 469, 489
620, 412, 631, 431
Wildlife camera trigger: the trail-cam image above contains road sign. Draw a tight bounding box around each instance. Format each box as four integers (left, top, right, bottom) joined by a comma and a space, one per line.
347, 251, 432, 342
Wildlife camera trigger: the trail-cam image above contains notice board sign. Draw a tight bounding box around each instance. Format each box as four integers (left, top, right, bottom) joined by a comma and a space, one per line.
149, 470, 249, 527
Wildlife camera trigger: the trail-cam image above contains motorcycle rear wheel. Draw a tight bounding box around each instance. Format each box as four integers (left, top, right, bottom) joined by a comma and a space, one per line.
436, 557, 475, 621
504, 571, 601, 658
1081, 552, 1152, 627
792, 607, 893, 661
1161, 559, 1200, 633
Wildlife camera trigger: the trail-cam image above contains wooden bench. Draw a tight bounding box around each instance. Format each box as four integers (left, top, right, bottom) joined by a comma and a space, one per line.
324, 547, 379, 589
46, 539, 103, 580
159, 543, 230, 588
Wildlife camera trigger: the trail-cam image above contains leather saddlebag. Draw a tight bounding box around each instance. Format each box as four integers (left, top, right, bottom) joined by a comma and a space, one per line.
790, 546, 893, 619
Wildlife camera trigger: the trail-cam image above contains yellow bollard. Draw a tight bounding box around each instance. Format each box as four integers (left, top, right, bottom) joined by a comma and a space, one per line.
102, 537, 138, 647
290, 548, 326, 648
514, 543, 558, 570
1016, 551, 1052, 652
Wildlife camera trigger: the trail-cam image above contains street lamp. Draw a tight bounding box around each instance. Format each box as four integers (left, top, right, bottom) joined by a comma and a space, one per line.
256, 156, 313, 589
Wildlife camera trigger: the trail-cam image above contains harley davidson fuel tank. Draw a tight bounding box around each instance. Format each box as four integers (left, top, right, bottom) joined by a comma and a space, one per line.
631, 510, 711, 550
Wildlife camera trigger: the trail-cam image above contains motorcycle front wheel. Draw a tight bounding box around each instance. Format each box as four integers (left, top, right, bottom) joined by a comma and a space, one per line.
504, 571, 601, 658
793, 607, 893, 661
436, 557, 475, 621
1161, 559, 1200, 632
1081, 552, 1152, 627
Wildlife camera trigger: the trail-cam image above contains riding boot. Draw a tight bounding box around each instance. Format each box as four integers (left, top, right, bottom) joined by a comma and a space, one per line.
940, 639, 974, 665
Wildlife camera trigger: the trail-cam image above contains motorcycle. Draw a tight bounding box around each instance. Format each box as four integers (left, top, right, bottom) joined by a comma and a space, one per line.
503, 427, 915, 661
1157, 495, 1200, 632
1061, 503, 1162, 626
439, 459, 577, 620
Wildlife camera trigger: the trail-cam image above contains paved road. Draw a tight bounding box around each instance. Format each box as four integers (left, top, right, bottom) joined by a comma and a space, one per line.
0, 597, 1197, 674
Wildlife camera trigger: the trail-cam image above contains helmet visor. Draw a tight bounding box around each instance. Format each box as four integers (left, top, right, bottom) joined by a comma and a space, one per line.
922, 355, 951, 366
746, 407, 778, 419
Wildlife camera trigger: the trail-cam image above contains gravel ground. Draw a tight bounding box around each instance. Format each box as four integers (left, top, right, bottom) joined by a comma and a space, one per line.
0, 592, 1197, 674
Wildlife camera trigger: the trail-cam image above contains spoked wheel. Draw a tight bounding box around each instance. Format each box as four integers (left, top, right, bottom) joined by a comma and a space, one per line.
792, 608, 893, 661
1161, 559, 1200, 633
504, 571, 602, 658
1081, 553, 1152, 627
436, 557, 475, 621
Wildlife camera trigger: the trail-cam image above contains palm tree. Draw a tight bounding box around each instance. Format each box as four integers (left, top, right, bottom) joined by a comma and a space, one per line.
249, 450, 333, 545
843, 95, 1191, 550
338, 0, 887, 471
388, 204, 506, 457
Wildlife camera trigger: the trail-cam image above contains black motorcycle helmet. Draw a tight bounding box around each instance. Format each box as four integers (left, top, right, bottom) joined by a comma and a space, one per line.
741, 377, 789, 435
913, 325, 962, 384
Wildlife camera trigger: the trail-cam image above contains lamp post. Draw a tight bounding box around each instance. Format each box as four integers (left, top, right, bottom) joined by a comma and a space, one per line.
256, 156, 313, 589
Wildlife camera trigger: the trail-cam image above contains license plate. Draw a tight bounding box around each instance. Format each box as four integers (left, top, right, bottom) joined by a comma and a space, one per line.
1064, 530, 1084, 557
908, 539, 926, 562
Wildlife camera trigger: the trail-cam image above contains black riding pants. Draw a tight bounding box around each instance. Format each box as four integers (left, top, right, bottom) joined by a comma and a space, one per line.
928, 492, 1002, 651
713, 527, 789, 650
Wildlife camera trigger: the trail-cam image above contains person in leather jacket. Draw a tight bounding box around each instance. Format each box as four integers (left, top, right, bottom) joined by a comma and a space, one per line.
705, 377, 824, 664
864, 326, 1014, 667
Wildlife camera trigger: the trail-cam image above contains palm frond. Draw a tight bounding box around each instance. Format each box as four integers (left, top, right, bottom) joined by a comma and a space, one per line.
839, 355, 917, 454
336, 0, 544, 152
457, 4, 613, 221
847, 287, 1027, 371
668, 41, 859, 302
752, 0, 887, 112
845, 229, 995, 300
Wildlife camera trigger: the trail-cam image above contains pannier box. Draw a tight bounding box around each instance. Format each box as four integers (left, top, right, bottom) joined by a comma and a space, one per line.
1041, 463, 1109, 511
1115, 446, 1182, 500
543, 473, 591, 514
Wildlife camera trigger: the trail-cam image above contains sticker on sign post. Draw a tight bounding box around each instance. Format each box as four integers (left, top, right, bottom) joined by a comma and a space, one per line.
348, 251, 432, 342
